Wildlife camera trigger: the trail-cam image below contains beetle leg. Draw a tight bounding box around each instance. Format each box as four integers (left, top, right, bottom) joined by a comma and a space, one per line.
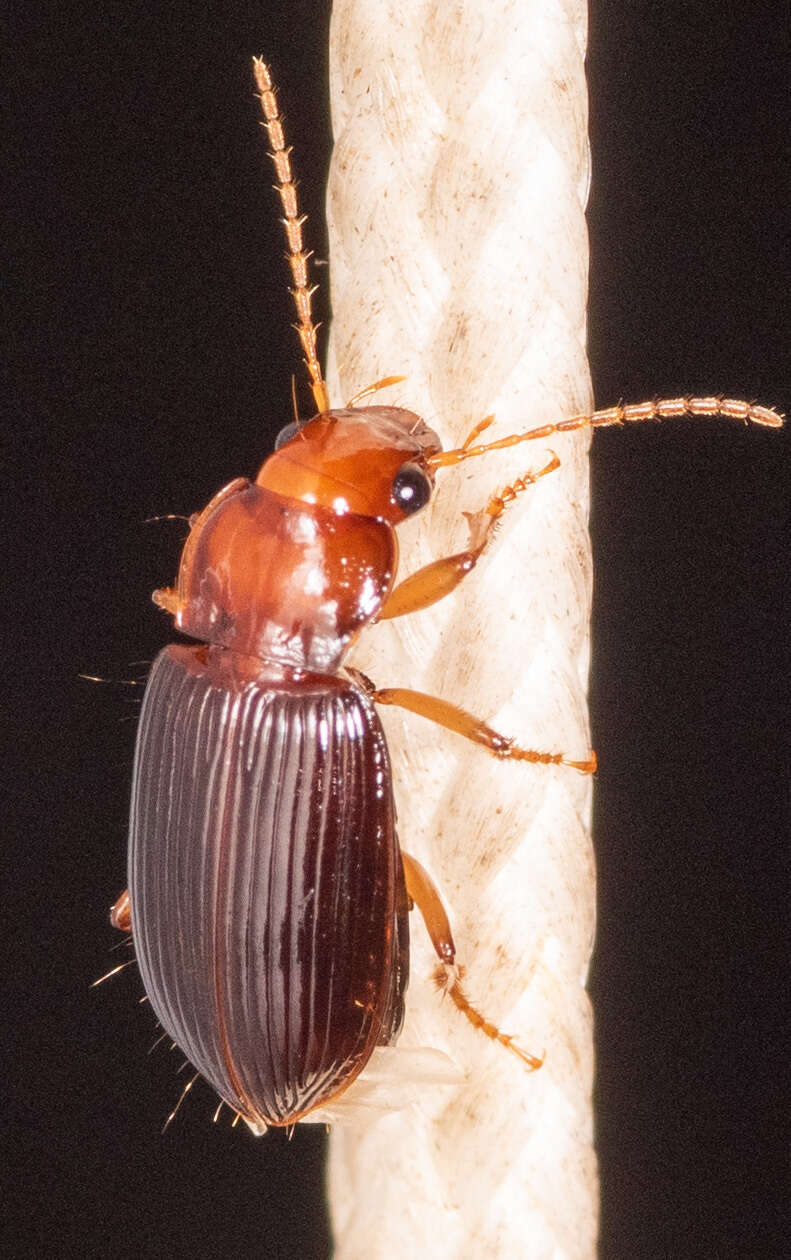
378, 452, 560, 620
401, 851, 543, 1071
152, 476, 250, 618
110, 888, 132, 932
372, 687, 596, 773
400, 851, 456, 966
378, 852, 411, 1045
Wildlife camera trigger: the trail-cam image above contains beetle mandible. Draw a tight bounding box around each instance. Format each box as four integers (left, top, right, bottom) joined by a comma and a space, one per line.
109, 59, 783, 1134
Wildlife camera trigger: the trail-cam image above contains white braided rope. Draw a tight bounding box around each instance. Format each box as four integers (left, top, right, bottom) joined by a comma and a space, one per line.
324, 1, 596, 1254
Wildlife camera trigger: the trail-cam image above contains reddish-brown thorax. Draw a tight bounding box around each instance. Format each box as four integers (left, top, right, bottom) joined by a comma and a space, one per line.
163, 407, 441, 673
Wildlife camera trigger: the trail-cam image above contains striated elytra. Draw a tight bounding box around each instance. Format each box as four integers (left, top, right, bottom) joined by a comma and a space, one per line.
122, 408, 440, 1130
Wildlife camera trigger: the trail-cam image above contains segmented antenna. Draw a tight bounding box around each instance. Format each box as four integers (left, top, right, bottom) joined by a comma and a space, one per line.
252, 58, 330, 416
429, 395, 784, 468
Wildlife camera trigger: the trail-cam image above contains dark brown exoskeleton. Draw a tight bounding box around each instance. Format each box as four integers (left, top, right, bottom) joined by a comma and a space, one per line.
109, 60, 782, 1133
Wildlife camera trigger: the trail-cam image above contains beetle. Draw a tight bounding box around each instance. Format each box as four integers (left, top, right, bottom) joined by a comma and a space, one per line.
109, 59, 782, 1133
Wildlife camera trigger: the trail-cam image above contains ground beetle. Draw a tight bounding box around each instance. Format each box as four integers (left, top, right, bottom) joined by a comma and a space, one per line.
109, 60, 782, 1133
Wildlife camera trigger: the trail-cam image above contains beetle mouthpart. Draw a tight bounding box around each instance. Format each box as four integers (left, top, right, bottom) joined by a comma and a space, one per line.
346, 375, 408, 408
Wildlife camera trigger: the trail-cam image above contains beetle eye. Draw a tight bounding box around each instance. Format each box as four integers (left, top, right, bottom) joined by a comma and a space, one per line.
392, 462, 432, 515
274, 420, 302, 450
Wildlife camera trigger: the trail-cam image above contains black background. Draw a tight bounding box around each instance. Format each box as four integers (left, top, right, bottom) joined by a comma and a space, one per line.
7, 3, 789, 1258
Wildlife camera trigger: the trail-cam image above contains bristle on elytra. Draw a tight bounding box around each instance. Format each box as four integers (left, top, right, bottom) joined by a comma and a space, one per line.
90, 959, 136, 988
161, 1072, 199, 1134
252, 58, 330, 416
429, 395, 784, 469
432, 964, 544, 1072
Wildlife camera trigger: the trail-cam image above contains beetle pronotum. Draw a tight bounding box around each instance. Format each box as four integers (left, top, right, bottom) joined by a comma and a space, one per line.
109, 59, 782, 1135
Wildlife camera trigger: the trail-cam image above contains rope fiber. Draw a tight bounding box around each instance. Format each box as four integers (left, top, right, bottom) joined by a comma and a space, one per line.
324, 1, 597, 1254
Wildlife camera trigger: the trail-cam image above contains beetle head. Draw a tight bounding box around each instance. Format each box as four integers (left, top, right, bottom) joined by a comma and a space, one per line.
256, 407, 442, 524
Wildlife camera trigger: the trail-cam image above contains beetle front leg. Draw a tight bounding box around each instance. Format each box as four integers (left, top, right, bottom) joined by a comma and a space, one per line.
378, 452, 560, 620
367, 685, 596, 774
401, 851, 542, 1071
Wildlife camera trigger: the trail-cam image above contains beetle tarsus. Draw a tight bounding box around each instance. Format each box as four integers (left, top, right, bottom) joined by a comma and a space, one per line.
497, 742, 597, 775
152, 586, 180, 615
432, 963, 543, 1073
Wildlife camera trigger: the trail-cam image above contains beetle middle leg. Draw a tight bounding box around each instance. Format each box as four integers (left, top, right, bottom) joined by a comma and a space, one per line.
401, 851, 543, 1071
352, 680, 595, 774
378, 450, 560, 621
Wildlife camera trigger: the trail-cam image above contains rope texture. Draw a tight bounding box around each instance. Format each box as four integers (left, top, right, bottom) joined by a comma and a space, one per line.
324, 1, 596, 1254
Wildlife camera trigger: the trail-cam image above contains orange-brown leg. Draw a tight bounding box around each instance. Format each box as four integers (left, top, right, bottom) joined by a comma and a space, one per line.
365, 684, 596, 774
152, 476, 249, 617
378, 452, 560, 621
401, 851, 543, 1071
110, 889, 132, 932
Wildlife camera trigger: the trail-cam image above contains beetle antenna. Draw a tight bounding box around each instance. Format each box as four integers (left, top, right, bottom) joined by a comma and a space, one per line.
429, 395, 784, 469
253, 58, 330, 416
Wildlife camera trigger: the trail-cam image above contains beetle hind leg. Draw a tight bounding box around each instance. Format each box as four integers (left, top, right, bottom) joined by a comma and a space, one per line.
402, 851, 542, 1072
378, 852, 411, 1045
431, 962, 543, 1071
